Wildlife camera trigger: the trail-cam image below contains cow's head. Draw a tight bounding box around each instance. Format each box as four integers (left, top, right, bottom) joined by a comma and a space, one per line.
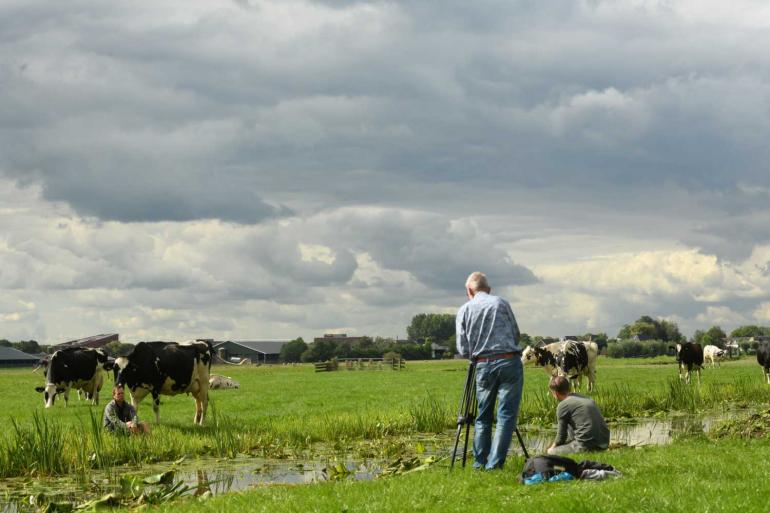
521, 346, 538, 365
114, 356, 131, 385
34, 383, 66, 408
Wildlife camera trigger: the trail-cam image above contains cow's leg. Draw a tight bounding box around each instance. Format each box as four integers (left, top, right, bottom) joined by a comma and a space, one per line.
63, 386, 71, 407
129, 387, 149, 420
587, 368, 596, 392
194, 396, 203, 425
696, 367, 702, 385
152, 392, 161, 424
195, 388, 209, 425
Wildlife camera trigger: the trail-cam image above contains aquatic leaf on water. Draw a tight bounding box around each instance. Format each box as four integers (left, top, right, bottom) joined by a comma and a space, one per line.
380, 456, 438, 477
415, 442, 425, 454
143, 470, 174, 485
74, 493, 121, 510
40, 502, 74, 513
323, 462, 353, 481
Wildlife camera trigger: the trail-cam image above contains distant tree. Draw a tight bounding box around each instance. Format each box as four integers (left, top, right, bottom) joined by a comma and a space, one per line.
280, 338, 308, 363
406, 314, 455, 343
14, 340, 41, 354
729, 325, 766, 338
519, 333, 532, 346
695, 326, 727, 348
301, 339, 337, 362
660, 320, 684, 343
0, 339, 11, 347
103, 340, 135, 357
582, 333, 609, 351
617, 316, 683, 342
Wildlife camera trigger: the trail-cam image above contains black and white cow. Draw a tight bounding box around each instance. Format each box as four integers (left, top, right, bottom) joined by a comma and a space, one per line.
675, 342, 704, 384
521, 341, 598, 391
521, 341, 565, 376
555, 341, 598, 392
757, 341, 770, 384
115, 340, 214, 425
34, 347, 110, 407
703, 345, 726, 368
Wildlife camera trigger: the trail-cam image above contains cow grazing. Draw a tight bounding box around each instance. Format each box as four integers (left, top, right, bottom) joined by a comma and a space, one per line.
521, 341, 598, 391
209, 374, 240, 389
521, 341, 565, 376
34, 348, 110, 407
115, 340, 213, 425
703, 345, 726, 368
555, 341, 598, 392
757, 341, 770, 384
675, 343, 704, 384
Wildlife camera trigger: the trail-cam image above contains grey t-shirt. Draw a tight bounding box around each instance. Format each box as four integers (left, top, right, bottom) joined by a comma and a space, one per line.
554, 394, 610, 449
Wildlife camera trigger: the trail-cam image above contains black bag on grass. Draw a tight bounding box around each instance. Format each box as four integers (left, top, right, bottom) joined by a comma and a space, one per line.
519, 455, 581, 483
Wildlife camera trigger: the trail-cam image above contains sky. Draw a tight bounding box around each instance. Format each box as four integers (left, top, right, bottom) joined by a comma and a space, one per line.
3, 0, 770, 345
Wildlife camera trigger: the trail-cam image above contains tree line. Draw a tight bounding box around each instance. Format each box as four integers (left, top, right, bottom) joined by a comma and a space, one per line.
6, 314, 770, 361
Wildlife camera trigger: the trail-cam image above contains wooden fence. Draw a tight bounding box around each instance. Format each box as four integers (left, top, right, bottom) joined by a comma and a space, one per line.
314, 358, 405, 372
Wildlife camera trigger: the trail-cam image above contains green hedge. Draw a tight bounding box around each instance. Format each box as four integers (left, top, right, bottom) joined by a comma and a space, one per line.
605, 339, 671, 358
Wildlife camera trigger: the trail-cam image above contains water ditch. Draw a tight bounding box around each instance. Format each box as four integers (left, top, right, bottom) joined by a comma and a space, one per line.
0, 408, 752, 512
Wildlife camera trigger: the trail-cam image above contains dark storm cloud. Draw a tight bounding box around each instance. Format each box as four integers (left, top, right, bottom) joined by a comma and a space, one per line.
3, 0, 770, 226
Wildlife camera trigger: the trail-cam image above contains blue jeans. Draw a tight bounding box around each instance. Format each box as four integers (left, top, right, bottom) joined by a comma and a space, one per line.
473, 357, 524, 470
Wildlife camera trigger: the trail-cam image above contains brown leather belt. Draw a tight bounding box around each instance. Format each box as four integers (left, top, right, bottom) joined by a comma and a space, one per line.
476, 352, 518, 362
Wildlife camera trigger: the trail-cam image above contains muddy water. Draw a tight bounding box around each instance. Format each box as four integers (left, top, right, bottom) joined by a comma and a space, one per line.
0, 410, 750, 512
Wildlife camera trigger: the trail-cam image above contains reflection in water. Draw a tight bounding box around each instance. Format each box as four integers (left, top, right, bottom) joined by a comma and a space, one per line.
0, 410, 751, 512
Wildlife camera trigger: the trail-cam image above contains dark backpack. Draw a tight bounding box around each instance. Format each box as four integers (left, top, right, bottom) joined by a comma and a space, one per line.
520, 455, 581, 483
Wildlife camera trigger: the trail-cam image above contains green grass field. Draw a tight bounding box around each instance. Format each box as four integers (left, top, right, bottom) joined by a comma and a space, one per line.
2, 357, 769, 511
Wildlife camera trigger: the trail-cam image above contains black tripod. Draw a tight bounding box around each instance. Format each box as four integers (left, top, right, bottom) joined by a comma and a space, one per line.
450, 361, 529, 469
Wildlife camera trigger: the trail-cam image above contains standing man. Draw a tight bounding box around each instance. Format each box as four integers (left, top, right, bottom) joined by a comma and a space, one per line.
547, 375, 609, 454
103, 385, 151, 435
456, 271, 524, 470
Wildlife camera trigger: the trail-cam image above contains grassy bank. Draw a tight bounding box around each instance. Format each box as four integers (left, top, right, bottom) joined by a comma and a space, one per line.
158, 437, 770, 513
1, 357, 768, 478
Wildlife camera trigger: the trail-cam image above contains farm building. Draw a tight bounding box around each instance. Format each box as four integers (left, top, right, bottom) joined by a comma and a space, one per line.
53, 333, 119, 350
313, 333, 368, 345
0, 346, 40, 368
213, 340, 289, 364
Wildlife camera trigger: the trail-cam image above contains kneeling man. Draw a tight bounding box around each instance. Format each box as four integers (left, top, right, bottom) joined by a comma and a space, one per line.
103, 385, 151, 435
547, 376, 608, 455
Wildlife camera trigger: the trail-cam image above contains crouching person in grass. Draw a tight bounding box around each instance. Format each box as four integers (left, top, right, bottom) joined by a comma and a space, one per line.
547, 376, 608, 455
103, 385, 150, 435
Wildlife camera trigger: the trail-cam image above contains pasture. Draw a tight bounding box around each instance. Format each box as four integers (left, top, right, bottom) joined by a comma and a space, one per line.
2, 356, 770, 511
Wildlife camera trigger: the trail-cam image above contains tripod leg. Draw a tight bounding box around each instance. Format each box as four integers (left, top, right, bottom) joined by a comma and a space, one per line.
461, 375, 476, 468
450, 362, 475, 470
514, 427, 529, 460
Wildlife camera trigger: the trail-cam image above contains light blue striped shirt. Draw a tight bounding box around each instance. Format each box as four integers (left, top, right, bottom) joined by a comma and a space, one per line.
456, 292, 521, 359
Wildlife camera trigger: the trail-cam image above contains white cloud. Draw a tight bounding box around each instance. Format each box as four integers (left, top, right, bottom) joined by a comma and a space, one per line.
3, 2, 770, 343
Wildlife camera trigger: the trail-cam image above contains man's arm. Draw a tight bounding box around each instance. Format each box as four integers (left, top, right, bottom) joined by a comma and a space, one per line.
506, 301, 520, 342
103, 402, 129, 431
455, 308, 469, 358
552, 403, 569, 447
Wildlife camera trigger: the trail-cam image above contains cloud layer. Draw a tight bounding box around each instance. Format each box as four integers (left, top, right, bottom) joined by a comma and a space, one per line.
2, 1, 770, 342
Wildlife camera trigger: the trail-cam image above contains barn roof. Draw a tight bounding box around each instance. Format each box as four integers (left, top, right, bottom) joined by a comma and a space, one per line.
0, 346, 40, 361
213, 340, 289, 355
53, 333, 119, 349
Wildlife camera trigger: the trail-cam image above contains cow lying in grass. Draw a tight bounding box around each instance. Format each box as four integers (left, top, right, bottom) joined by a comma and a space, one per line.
209, 374, 240, 389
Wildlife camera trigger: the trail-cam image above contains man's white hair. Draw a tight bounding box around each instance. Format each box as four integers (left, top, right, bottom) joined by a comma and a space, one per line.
465, 272, 490, 292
